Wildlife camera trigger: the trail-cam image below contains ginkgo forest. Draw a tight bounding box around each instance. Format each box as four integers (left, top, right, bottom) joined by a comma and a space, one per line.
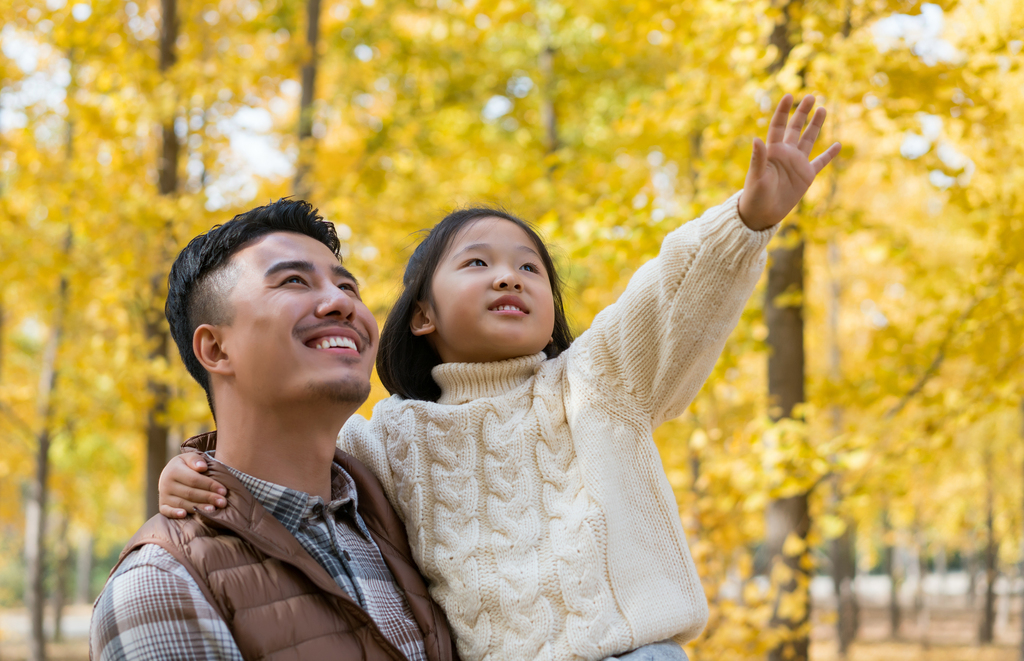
1, 0, 1023, 659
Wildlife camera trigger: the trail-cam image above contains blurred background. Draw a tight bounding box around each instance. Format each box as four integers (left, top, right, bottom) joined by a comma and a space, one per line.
1, 0, 1022, 659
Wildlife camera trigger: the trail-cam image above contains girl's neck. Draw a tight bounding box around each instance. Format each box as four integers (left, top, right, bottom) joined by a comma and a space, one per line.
431, 352, 546, 405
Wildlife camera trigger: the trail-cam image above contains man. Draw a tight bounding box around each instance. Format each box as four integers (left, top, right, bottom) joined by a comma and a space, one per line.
90, 200, 458, 660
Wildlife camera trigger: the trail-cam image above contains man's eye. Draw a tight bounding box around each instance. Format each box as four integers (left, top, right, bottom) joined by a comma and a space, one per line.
284, 276, 306, 285
339, 283, 355, 292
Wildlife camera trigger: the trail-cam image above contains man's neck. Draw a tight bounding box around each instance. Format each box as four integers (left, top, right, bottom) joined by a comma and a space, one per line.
211, 397, 351, 502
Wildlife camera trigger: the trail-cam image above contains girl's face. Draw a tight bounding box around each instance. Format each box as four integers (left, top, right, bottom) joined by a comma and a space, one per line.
410, 217, 556, 364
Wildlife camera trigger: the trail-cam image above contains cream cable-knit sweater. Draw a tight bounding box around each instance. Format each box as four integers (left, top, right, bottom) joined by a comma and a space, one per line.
340, 192, 776, 661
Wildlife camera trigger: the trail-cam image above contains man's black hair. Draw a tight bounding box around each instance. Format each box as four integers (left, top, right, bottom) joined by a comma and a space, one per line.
376, 207, 574, 402
165, 198, 340, 413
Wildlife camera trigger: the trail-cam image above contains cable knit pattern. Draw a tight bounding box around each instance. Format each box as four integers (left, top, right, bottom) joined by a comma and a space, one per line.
339, 192, 775, 661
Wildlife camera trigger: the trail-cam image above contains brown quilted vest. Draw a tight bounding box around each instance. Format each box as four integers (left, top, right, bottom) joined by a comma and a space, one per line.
110, 433, 458, 661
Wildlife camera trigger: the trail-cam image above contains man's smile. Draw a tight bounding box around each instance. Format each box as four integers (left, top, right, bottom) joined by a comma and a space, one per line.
300, 324, 368, 356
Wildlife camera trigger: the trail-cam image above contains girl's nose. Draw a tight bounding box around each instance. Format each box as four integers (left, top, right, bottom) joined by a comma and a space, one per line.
495, 272, 523, 291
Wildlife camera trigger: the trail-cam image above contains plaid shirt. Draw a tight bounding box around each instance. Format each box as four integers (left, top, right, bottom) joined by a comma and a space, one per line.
91, 458, 427, 661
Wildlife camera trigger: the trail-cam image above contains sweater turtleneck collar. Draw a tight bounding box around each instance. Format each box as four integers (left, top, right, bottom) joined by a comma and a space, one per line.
431, 352, 546, 406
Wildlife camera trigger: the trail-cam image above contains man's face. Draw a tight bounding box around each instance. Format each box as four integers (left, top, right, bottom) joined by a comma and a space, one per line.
213, 232, 378, 410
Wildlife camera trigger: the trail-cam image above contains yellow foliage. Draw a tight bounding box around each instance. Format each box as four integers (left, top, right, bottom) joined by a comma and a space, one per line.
1, 0, 1023, 654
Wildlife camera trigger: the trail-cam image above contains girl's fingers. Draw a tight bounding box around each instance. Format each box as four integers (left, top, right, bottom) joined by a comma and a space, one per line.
172, 463, 227, 495
766, 94, 794, 145
811, 142, 842, 175
184, 485, 227, 507
784, 95, 815, 145
160, 495, 218, 515
749, 137, 768, 180
163, 481, 227, 507
160, 504, 188, 519
797, 108, 827, 155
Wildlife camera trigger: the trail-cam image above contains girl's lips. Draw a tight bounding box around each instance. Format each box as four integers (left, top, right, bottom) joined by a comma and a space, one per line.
491, 306, 527, 316
488, 295, 529, 314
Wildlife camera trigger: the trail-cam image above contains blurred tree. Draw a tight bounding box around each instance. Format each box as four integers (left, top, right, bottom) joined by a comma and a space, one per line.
1, 2, 1023, 660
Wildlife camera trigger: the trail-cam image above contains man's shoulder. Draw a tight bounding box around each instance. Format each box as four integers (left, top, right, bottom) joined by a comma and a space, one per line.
98, 543, 203, 611
91, 543, 242, 661
113, 543, 188, 577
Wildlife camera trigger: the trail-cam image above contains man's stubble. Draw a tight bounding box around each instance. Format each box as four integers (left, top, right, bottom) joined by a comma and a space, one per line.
305, 375, 371, 406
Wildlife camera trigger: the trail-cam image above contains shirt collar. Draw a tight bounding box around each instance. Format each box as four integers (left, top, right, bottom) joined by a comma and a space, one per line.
206, 452, 359, 535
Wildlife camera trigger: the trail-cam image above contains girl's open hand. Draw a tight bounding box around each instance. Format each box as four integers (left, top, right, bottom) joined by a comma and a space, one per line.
738, 94, 841, 231
158, 453, 228, 518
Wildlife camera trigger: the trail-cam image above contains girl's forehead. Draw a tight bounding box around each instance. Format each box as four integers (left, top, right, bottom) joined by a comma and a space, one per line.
452, 216, 538, 248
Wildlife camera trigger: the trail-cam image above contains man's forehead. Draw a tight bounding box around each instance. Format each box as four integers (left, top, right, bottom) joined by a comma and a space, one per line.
236, 232, 341, 271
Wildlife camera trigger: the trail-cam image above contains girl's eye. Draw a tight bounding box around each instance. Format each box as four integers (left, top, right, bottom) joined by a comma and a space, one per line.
521, 263, 539, 273
468, 258, 487, 267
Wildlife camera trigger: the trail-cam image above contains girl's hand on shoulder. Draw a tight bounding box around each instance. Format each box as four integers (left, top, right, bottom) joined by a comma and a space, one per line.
158, 453, 228, 518
738, 94, 841, 231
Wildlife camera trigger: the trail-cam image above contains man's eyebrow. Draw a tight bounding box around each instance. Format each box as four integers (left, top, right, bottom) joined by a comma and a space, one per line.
264, 260, 315, 278
333, 264, 359, 286
453, 242, 541, 258
263, 260, 358, 286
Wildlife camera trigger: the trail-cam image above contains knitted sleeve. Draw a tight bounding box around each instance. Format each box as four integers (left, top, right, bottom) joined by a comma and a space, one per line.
574, 191, 776, 427
338, 410, 399, 508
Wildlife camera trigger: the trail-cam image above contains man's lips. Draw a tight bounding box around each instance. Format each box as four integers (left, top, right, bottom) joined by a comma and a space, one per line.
488, 294, 529, 315
299, 324, 367, 353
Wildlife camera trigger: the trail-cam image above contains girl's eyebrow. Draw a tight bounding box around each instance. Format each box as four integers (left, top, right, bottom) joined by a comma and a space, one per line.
453, 242, 541, 259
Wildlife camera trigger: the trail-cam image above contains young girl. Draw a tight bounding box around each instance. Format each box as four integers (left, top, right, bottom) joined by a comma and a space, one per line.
160, 95, 839, 660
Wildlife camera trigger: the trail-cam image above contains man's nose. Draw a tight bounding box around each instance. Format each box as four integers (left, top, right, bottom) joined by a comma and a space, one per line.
315, 286, 356, 320
494, 271, 523, 291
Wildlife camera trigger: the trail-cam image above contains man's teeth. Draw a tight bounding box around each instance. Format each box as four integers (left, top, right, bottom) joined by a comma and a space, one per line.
316, 337, 357, 350
493, 305, 523, 312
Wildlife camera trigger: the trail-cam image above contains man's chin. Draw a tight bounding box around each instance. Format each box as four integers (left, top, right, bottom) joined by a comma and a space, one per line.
305, 377, 372, 405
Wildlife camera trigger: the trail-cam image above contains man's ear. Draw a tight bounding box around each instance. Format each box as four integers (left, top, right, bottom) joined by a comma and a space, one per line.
409, 302, 436, 337
193, 324, 234, 376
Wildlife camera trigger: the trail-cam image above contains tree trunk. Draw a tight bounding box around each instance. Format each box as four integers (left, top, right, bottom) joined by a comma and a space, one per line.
538, 43, 557, 155
0, 299, 5, 379
826, 239, 858, 656
536, 0, 559, 160
885, 513, 901, 639
980, 447, 996, 644
75, 531, 93, 604
293, 0, 321, 198
51, 515, 70, 643
915, 530, 929, 647
968, 542, 978, 608
145, 308, 170, 521
146, 0, 179, 519
1019, 399, 1024, 661
765, 223, 810, 661
831, 521, 858, 655
764, 2, 808, 635
25, 233, 71, 661
25, 429, 50, 661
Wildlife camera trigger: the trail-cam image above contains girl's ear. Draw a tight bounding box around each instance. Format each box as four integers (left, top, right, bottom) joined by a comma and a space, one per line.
194, 324, 234, 376
409, 301, 436, 337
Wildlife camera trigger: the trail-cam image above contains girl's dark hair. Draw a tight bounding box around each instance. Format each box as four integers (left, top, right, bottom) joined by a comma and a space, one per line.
377, 207, 574, 402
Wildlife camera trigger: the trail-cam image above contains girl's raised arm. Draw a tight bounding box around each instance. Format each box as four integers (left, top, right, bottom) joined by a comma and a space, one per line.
573, 95, 838, 426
